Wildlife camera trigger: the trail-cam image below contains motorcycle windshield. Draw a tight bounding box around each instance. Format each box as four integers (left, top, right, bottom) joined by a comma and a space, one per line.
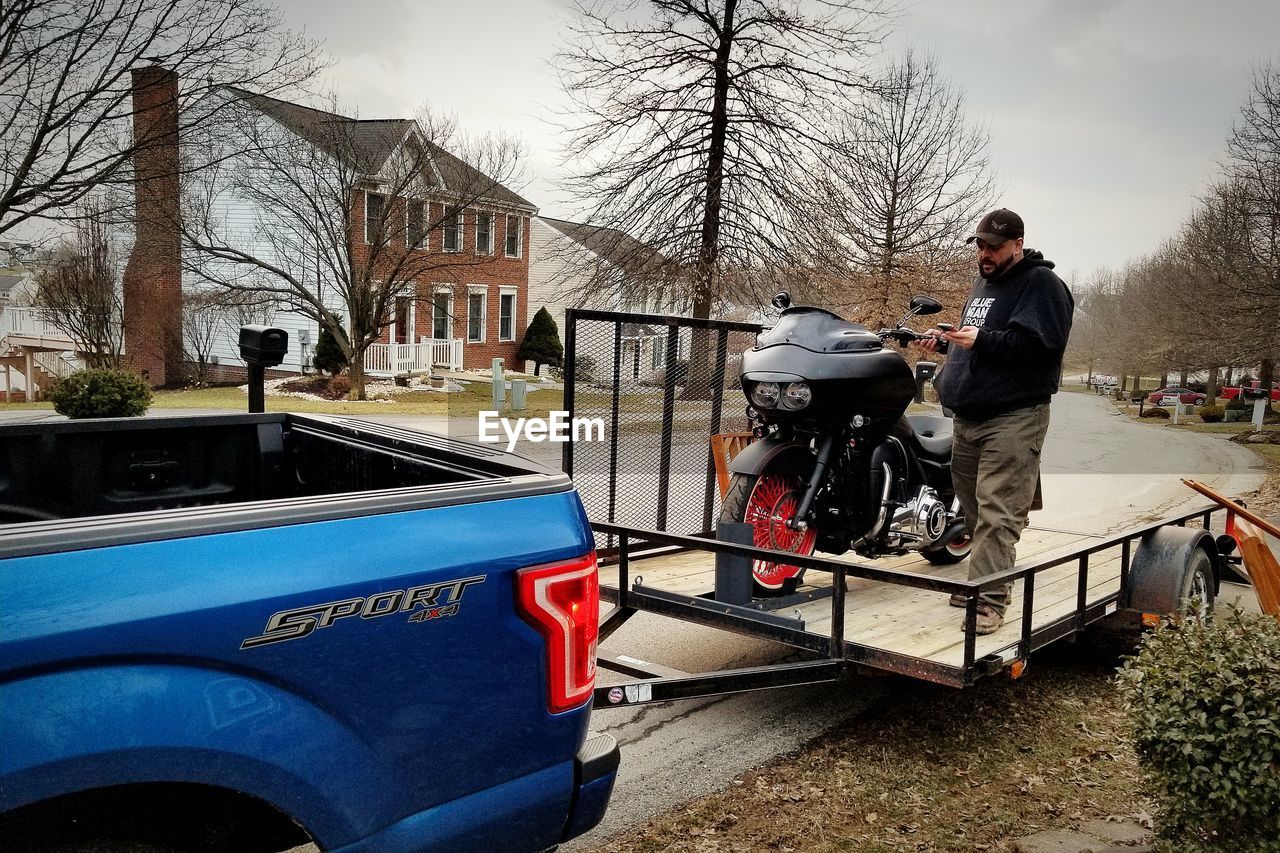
757, 307, 883, 354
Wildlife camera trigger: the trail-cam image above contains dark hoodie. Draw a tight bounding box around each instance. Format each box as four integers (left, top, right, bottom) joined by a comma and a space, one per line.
935, 249, 1074, 420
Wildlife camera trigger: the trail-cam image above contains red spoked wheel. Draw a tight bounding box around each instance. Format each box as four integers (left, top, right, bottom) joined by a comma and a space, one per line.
720, 468, 817, 595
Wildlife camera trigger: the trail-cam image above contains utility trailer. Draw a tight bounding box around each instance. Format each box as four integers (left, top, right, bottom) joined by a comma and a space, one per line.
560, 308, 1248, 709
589, 507, 1242, 708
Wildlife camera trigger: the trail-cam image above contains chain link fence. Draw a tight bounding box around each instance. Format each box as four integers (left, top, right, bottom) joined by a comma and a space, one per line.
563, 309, 761, 549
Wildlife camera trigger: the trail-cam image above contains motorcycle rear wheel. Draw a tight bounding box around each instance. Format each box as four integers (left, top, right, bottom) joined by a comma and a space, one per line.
720, 468, 817, 597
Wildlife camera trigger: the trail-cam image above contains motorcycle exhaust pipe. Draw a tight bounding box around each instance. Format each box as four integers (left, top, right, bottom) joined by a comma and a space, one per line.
787, 433, 837, 531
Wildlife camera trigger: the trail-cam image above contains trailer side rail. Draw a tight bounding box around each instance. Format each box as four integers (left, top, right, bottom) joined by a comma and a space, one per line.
592, 504, 1229, 705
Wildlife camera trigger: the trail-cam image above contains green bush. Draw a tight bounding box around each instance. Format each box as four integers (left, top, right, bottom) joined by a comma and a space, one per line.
1117, 608, 1280, 851
1226, 397, 1249, 411
312, 319, 349, 376
50, 369, 152, 418
517, 307, 564, 376
1141, 406, 1171, 419
1198, 405, 1225, 423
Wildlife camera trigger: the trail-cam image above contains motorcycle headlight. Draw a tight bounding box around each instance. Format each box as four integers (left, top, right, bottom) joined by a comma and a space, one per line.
750, 381, 781, 409
781, 382, 811, 410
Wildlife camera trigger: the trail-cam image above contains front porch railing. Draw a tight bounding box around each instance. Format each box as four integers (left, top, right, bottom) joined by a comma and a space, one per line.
363, 338, 462, 376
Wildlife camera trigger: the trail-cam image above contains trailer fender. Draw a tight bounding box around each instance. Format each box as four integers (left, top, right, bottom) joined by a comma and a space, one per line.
1126, 526, 1220, 615
727, 438, 814, 477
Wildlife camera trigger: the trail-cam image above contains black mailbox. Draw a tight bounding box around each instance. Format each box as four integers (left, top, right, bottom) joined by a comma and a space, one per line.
915, 361, 937, 383
1241, 385, 1270, 400
240, 325, 289, 367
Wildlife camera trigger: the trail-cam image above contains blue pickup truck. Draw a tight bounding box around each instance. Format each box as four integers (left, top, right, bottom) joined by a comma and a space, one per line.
0, 413, 617, 852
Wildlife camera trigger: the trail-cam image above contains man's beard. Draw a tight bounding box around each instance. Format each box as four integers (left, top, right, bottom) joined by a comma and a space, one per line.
978, 252, 1018, 279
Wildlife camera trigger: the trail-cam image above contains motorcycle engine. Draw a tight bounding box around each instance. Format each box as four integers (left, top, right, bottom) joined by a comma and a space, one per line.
887, 486, 949, 547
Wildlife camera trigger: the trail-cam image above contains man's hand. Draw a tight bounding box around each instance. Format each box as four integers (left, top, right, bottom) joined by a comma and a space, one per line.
913, 329, 943, 353
943, 325, 979, 350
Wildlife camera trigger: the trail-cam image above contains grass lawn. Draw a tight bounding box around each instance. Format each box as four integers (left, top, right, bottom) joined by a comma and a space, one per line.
0, 383, 566, 419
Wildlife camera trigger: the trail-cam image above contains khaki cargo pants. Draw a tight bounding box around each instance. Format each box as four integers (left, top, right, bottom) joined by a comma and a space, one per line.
950, 403, 1051, 613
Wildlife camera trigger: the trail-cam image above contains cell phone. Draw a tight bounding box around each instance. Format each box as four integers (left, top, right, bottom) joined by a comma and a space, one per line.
936, 323, 955, 332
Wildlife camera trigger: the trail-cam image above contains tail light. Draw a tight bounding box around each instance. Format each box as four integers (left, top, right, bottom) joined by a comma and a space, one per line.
515, 553, 599, 713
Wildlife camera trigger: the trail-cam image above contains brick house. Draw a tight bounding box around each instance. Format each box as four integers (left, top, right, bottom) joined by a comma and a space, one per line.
122, 69, 537, 383
226, 91, 537, 376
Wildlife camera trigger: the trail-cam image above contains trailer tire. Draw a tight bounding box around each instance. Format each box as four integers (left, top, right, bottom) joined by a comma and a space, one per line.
1126, 526, 1218, 620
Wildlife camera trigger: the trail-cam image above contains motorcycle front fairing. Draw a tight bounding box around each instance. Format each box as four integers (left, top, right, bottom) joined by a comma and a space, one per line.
742, 310, 917, 426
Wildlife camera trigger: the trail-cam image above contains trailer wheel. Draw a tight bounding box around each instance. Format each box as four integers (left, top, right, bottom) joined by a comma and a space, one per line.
1178, 549, 1215, 620
720, 468, 815, 597
1126, 526, 1218, 621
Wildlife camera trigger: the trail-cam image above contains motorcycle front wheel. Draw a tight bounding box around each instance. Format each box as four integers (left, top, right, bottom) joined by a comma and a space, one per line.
719, 467, 817, 597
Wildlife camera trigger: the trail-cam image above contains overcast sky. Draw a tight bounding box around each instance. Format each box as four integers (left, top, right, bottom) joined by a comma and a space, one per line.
275, 0, 1280, 285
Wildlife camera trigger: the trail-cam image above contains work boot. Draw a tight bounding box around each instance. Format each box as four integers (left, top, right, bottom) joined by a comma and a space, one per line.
961, 602, 1004, 635
949, 592, 969, 608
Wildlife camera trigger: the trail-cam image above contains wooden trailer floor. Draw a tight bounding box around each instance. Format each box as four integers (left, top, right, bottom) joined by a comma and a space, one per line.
600, 526, 1122, 670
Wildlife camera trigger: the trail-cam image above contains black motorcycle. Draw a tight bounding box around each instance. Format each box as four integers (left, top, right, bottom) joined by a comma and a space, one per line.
720, 293, 971, 596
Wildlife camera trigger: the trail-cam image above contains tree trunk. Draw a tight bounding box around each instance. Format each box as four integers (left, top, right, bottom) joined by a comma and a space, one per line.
1159, 372, 1168, 389
683, 0, 737, 400
1206, 366, 1219, 405
1225, 365, 1234, 386
348, 349, 367, 400
1179, 367, 1188, 387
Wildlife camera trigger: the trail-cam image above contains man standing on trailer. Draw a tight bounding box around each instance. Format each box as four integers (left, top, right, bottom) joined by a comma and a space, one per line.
914, 208, 1074, 635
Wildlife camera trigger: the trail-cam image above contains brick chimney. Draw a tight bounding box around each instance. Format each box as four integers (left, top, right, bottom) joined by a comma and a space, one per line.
122, 66, 183, 387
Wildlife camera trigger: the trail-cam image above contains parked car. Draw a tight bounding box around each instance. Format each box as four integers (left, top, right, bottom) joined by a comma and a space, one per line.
1147, 387, 1206, 406
1220, 381, 1280, 402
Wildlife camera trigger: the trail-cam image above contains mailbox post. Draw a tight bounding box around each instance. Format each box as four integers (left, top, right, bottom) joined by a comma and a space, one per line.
239, 325, 289, 413
1242, 385, 1269, 431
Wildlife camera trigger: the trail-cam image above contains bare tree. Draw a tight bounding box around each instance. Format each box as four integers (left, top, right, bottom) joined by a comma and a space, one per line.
556, 0, 889, 318
0, 0, 319, 236
181, 288, 232, 385
32, 201, 125, 368
183, 92, 525, 398
813, 49, 994, 326
1224, 60, 1280, 393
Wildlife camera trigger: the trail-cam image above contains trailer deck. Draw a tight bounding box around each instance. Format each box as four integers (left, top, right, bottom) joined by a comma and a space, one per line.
592, 505, 1233, 706
600, 526, 1119, 671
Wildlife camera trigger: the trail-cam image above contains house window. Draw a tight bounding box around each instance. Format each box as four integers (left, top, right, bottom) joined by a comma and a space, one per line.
432, 288, 452, 339
467, 287, 486, 343
476, 212, 494, 255
443, 208, 463, 252
505, 215, 522, 257
407, 200, 426, 249
365, 192, 385, 244
499, 287, 517, 342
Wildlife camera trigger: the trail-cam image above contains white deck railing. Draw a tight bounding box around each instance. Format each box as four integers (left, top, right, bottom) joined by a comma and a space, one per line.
363, 338, 462, 376
0, 306, 67, 339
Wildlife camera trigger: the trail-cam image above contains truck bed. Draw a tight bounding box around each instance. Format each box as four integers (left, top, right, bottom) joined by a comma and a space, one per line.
0, 413, 570, 558
599, 526, 1122, 676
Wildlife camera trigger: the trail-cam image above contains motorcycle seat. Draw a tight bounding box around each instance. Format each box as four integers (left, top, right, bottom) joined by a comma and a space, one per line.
905, 415, 953, 461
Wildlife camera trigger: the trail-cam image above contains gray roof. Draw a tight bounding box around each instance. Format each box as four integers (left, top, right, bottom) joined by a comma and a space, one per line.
540, 216, 664, 275
227, 88, 534, 210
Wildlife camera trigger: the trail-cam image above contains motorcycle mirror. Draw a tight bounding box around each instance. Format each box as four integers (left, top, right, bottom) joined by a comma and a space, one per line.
771, 291, 793, 310
909, 295, 943, 316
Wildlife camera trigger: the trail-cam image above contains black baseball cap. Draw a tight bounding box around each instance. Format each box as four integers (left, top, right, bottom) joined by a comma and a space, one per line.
966, 208, 1024, 246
